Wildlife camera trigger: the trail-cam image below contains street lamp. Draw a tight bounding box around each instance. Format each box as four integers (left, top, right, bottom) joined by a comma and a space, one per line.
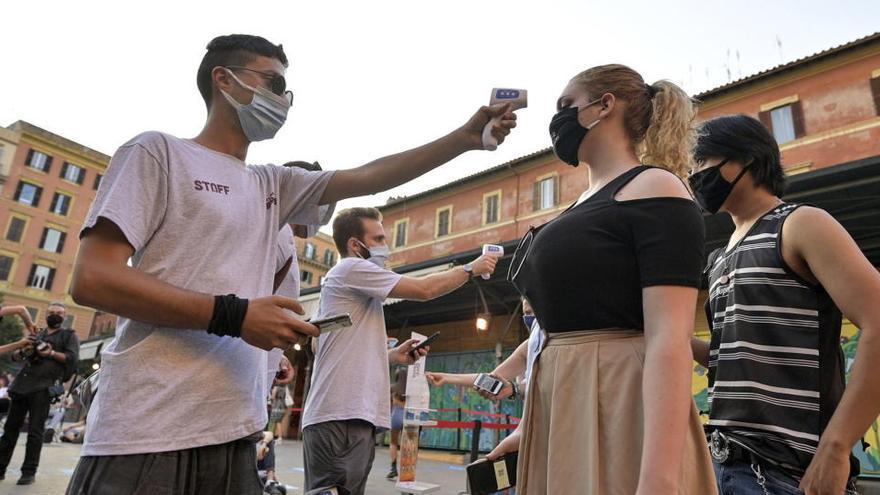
92, 363, 100, 371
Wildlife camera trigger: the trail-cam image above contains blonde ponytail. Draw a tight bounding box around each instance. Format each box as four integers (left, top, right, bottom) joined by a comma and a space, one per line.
572, 65, 698, 177
640, 80, 698, 177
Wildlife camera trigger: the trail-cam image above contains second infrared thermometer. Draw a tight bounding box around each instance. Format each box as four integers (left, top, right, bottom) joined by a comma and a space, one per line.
482, 88, 527, 151
481, 244, 504, 280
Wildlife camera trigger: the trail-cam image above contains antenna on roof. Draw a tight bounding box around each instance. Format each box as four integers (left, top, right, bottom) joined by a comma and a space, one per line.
776, 35, 784, 63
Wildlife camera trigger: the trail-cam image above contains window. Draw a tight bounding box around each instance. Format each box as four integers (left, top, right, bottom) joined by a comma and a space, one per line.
769, 105, 796, 143
300, 271, 313, 284
6, 217, 26, 242
49, 192, 72, 216
304, 242, 316, 260
534, 176, 559, 211
63, 315, 75, 328
40, 227, 67, 253
436, 207, 452, 237
759, 100, 804, 144
0, 255, 13, 281
27, 264, 55, 291
60, 162, 87, 185
94, 173, 103, 190
394, 220, 408, 248
26, 307, 38, 322
484, 191, 501, 224
13, 181, 43, 207
323, 249, 336, 266
25, 150, 52, 173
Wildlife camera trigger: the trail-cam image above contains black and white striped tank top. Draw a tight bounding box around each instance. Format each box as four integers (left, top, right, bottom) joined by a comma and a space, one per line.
705, 203, 853, 476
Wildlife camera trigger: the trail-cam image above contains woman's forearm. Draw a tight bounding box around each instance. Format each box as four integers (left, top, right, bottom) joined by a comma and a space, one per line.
638, 338, 693, 492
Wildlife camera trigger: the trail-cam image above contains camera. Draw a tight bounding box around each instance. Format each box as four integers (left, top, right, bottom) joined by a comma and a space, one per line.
20, 339, 49, 361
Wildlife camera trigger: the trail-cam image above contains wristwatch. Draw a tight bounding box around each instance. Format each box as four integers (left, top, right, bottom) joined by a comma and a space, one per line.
462, 263, 474, 276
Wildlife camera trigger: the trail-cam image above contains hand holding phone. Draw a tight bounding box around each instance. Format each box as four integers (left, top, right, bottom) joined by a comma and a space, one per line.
473, 373, 505, 395
410, 331, 440, 358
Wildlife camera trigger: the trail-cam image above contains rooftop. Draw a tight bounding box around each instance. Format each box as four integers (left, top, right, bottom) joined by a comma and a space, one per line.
8, 120, 111, 164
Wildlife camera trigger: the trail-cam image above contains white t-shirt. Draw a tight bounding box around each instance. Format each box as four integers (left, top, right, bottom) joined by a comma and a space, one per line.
266, 225, 300, 398
81, 131, 335, 456
302, 257, 402, 429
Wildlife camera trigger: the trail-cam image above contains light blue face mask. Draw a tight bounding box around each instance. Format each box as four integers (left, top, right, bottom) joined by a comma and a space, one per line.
357, 240, 391, 268
221, 70, 290, 142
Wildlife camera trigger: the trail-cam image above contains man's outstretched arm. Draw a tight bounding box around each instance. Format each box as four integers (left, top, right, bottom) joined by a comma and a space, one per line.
321, 104, 516, 204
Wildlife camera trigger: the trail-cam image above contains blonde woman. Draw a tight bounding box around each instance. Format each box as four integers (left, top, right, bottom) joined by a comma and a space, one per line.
508, 65, 716, 494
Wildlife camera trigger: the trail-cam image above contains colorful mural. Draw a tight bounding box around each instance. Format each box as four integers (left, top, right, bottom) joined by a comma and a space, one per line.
419, 349, 522, 452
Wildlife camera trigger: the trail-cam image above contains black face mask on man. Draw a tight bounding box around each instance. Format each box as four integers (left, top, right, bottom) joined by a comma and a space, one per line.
46, 314, 64, 329
687, 158, 752, 214
548, 98, 602, 167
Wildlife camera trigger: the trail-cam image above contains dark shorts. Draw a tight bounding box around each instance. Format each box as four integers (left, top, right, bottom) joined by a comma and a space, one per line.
257, 439, 276, 471
303, 419, 375, 495
65, 434, 263, 495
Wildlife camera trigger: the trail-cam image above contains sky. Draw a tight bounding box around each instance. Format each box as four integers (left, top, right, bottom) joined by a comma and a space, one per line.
1, 0, 878, 223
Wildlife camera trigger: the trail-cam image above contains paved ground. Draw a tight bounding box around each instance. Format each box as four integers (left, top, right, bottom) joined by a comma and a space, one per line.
0, 438, 468, 495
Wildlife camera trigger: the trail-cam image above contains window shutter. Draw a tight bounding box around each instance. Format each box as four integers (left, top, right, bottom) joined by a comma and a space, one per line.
78, 167, 87, 185
39, 228, 48, 249
554, 176, 561, 206
532, 181, 541, 211
871, 77, 880, 116
758, 110, 772, 132
26, 149, 34, 166
50, 193, 59, 213
58, 232, 67, 253
60, 162, 69, 179
44, 156, 53, 174
32, 186, 42, 208
46, 268, 56, 291
791, 101, 806, 138
14, 181, 23, 201
27, 264, 37, 286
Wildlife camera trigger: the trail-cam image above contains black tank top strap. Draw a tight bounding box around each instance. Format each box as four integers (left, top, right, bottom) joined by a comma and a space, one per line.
601, 165, 655, 200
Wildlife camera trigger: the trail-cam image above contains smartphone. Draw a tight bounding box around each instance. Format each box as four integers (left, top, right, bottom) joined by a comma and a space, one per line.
410, 331, 440, 357
473, 373, 504, 395
309, 314, 352, 333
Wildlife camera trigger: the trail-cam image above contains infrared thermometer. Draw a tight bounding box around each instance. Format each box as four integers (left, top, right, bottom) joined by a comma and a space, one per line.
481, 244, 504, 280
482, 88, 527, 151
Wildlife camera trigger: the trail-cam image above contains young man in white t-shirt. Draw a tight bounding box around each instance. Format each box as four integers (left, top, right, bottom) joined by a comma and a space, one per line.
302, 207, 498, 495
65, 34, 516, 494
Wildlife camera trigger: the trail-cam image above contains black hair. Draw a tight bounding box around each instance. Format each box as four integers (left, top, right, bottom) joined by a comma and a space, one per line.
282, 161, 322, 172
695, 114, 786, 196
197, 34, 289, 110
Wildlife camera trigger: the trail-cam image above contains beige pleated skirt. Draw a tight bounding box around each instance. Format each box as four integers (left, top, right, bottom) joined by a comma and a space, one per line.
516, 330, 717, 495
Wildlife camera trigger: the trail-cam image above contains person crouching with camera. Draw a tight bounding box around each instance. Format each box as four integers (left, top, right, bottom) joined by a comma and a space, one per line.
0, 301, 79, 486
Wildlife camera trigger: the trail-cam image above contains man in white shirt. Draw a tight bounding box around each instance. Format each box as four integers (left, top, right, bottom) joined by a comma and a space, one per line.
66, 33, 516, 495
302, 207, 498, 495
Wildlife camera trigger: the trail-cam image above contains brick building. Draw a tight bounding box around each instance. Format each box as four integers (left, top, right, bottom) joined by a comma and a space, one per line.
0, 121, 110, 340
294, 230, 336, 289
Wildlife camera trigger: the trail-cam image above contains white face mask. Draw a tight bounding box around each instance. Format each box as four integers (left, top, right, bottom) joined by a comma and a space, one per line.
220, 70, 290, 142
357, 240, 390, 268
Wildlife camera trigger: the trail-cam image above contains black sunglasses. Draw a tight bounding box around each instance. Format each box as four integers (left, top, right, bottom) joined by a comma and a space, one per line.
225, 66, 293, 105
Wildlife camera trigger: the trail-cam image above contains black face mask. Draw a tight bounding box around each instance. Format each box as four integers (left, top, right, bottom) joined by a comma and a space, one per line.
548, 100, 601, 167
688, 158, 751, 214
46, 314, 64, 329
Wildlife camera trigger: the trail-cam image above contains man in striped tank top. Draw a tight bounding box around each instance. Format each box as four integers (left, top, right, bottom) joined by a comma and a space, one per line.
688, 114, 880, 495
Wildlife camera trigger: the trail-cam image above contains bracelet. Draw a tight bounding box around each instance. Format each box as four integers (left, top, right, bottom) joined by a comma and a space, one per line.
508, 379, 519, 400
207, 294, 249, 338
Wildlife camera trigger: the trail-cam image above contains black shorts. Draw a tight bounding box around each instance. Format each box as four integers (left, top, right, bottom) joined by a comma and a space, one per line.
65, 434, 263, 495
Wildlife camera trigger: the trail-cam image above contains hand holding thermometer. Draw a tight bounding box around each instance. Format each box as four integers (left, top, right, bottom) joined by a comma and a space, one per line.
481, 244, 504, 280
482, 88, 527, 151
